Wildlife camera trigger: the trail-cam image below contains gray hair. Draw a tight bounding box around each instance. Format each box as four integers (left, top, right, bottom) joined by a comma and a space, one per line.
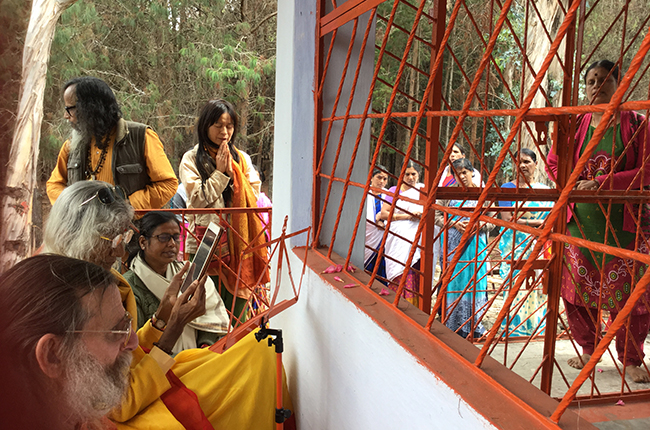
0, 254, 115, 428
44, 181, 134, 265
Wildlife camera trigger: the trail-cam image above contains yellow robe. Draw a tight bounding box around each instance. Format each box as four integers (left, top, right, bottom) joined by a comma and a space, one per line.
112, 270, 293, 429
46, 122, 178, 210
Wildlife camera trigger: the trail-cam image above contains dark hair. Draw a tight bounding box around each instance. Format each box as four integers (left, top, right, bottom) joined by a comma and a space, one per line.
584, 60, 620, 84
254, 164, 266, 183
514, 147, 537, 163
371, 164, 388, 178
195, 99, 241, 191
404, 159, 422, 175
127, 211, 180, 265
451, 142, 468, 157
63, 77, 122, 147
452, 157, 474, 173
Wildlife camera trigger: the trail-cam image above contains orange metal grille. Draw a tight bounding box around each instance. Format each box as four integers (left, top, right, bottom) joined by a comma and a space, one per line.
313, 0, 650, 421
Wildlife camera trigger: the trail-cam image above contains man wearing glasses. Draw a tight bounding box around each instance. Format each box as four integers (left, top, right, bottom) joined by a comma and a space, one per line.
0, 255, 138, 429
46, 76, 178, 210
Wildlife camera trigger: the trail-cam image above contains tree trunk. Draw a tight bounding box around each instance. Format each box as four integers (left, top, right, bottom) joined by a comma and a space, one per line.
0, 0, 77, 273
520, 0, 565, 183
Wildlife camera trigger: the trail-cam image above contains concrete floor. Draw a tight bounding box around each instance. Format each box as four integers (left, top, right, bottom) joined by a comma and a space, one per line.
428, 268, 650, 426
487, 337, 650, 398
593, 418, 650, 430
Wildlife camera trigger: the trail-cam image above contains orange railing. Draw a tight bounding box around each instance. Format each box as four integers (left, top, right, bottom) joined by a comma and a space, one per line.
313, 0, 650, 422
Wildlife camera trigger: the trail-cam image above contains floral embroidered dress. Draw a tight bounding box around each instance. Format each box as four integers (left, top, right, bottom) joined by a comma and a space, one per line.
562, 124, 649, 315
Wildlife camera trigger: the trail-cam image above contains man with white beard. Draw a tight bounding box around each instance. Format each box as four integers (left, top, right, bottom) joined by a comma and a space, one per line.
0, 255, 137, 430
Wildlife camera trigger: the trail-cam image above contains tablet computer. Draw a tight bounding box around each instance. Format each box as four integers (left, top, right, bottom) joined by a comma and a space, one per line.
180, 222, 223, 292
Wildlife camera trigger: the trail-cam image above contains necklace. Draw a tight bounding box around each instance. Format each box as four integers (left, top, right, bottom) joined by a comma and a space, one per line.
86, 141, 109, 180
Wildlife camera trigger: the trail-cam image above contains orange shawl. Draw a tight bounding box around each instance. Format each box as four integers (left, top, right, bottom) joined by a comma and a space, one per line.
220, 149, 270, 299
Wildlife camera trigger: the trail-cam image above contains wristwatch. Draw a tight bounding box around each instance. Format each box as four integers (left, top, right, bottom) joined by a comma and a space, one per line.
151, 313, 167, 331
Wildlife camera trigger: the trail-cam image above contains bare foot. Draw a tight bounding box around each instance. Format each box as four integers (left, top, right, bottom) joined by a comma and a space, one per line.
567, 354, 591, 369
626, 365, 650, 383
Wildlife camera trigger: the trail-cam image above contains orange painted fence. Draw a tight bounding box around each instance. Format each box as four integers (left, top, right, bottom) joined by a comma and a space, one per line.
312, 0, 650, 422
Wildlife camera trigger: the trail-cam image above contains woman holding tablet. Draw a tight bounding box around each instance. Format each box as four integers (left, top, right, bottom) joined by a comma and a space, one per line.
124, 211, 229, 353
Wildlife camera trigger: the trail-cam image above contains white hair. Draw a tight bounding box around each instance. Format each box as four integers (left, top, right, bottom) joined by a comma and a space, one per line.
44, 181, 134, 265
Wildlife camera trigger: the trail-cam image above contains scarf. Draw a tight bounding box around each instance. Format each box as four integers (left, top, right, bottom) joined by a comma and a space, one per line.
131, 255, 229, 354
222, 149, 270, 298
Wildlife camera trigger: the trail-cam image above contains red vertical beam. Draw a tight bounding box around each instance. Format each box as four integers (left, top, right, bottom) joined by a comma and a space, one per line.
313, 0, 327, 247
539, 0, 581, 395
421, 0, 447, 314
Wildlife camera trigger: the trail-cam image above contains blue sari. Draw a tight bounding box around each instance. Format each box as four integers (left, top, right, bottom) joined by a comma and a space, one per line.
442, 199, 489, 338
498, 182, 551, 337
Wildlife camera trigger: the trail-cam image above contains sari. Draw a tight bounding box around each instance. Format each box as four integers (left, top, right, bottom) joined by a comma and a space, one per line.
498, 182, 551, 337
440, 199, 489, 338
364, 191, 387, 283
383, 184, 424, 305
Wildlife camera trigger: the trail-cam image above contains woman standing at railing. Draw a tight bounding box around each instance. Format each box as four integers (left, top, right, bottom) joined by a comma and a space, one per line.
498, 148, 551, 338
436, 158, 494, 339
547, 60, 650, 382
379, 160, 424, 306
179, 99, 269, 323
365, 166, 389, 285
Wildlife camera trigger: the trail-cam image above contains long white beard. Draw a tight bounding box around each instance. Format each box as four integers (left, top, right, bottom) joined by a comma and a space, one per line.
63, 343, 132, 426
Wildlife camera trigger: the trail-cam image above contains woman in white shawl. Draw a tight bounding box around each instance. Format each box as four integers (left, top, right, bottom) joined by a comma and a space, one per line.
365, 166, 389, 283
124, 211, 229, 354
379, 161, 424, 306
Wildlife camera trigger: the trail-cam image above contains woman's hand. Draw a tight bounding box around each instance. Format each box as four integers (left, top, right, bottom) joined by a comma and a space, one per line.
155, 274, 208, 352
454, 220, 468, 233
575, 179, 598, 191
154, 262, 190, 324
215, 143, 233, 176
519, 217, 543, 228
375, 213, 386, 229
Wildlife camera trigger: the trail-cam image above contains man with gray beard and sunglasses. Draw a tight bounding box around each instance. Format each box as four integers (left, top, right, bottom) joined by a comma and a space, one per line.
46, 76, 178, 210
0, 255, 137, 430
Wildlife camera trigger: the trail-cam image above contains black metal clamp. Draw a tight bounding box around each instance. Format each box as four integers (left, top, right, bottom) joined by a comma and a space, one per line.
255, 323, 284, 354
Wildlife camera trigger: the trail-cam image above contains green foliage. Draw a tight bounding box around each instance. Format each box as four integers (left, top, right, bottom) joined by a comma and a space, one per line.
40, 0, 278, 183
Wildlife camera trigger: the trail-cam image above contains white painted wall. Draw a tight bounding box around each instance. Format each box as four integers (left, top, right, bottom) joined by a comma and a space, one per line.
271, 252, 497, 430
272, 0, 316, 246
272, 1, 496, 428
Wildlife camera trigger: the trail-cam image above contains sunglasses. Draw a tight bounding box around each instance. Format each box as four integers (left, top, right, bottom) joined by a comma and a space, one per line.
149, 233, 181, 243
80, 186, 127, 207
67, 311, 133, 348
101, 229, 135, 249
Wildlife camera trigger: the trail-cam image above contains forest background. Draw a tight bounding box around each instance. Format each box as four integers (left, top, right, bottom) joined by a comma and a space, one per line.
1, 0, 649, 246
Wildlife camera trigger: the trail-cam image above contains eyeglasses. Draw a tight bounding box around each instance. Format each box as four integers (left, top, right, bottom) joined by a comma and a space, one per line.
80, 186, 127, 207
101, 229, 135, 249
65, 105, 76, 115
149, 233, 181, 243
67, 311, 133, 348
